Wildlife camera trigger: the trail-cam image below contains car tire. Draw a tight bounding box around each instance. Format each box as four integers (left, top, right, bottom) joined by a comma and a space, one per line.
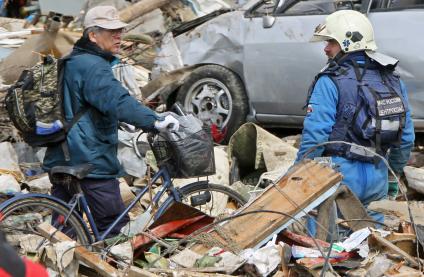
176, 64, 248, 143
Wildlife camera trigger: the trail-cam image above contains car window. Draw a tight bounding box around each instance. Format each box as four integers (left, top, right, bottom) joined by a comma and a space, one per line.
277, 0, 361, 15
370, 0, 424, 10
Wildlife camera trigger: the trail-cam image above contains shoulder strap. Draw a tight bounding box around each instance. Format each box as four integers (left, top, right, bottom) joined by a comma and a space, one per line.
57, 54, 72, 102
304, 61, 343, 108
350, 58, 369, 82
57, 53, 91, 161
58, 52, 91, 132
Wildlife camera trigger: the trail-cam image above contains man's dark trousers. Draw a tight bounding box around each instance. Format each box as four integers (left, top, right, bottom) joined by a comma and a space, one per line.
51, 178, 129, 237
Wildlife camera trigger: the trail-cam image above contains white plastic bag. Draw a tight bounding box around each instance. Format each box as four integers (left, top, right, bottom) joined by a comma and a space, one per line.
240, 235, 281, 276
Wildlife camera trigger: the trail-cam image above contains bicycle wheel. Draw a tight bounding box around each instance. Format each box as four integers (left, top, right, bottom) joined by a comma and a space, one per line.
161, 182, 247, 217
0, 195, 91, 258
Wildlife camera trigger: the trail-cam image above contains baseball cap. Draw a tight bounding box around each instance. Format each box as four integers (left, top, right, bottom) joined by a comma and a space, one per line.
84, 6, 128, 30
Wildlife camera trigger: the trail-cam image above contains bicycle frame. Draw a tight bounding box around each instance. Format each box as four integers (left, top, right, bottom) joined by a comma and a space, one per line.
0, 166, 186, 243
0, 192, 94, 243
72, 166, 182, 242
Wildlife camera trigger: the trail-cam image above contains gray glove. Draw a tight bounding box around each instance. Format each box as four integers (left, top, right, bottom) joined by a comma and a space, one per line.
154, 114, 179, 132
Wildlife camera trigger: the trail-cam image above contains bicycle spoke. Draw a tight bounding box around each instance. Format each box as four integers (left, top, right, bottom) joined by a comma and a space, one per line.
0, 197, 90, 260
172, 183, 245, 218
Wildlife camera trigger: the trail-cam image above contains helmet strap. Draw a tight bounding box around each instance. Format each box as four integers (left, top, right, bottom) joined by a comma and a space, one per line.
330, 52, 348, 65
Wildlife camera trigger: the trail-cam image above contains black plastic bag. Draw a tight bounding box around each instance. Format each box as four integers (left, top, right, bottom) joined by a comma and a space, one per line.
150, 114, 215, 178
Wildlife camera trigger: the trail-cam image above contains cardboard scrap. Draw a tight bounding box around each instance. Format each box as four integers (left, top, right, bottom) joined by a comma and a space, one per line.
368, 200, 424, 227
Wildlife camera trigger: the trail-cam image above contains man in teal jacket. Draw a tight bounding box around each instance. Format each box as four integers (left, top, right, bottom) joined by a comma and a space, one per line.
296, 11, 414, 234
43, 6, 179, 236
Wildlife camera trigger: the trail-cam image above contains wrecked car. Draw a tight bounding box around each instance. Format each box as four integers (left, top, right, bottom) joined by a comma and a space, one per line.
152, 0, 424, 142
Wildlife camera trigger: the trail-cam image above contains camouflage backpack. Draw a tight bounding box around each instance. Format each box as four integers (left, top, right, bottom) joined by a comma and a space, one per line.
5, 55, 87, 158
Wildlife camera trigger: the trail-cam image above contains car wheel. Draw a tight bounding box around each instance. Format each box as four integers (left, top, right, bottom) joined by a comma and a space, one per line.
176, 64, 248, 143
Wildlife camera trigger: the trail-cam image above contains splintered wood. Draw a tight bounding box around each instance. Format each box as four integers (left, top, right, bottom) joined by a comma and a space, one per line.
191, 160, 342, 254
37, 222, 121, 277
119, 0, 170, 23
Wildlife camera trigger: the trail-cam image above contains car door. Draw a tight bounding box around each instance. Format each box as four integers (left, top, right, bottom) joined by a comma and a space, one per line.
367, 0, 424, 129
242, 0, 333, 125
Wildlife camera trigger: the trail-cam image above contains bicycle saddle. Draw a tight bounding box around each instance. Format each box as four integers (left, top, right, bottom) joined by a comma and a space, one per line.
50, 164, 94, 180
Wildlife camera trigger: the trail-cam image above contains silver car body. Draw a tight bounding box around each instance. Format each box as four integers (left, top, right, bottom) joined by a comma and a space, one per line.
154, 0, 424, 130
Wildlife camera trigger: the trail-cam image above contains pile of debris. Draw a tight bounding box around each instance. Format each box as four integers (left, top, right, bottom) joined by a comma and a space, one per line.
0, 0, 242, 142
0, 1, 423, 276
0, 122, 423, 277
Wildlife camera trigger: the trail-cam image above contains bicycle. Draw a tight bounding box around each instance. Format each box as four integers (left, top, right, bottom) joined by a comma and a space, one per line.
0, 129, 247, 258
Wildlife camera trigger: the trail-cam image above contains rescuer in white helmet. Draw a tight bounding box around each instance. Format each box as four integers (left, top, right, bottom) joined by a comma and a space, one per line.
296, 10, 415, 236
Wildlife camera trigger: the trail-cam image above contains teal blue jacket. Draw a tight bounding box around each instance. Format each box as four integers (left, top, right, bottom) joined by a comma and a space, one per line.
43, 40, 159, 178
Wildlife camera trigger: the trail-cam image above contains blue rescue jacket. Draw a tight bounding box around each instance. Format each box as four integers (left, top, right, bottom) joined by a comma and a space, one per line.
296, 52, 414, 210
297, 52, 414, 173
43, 38, 159, 178
319, 54, 408, 162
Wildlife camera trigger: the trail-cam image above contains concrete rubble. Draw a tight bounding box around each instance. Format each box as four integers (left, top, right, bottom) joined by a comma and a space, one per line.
0, 1, 423, 277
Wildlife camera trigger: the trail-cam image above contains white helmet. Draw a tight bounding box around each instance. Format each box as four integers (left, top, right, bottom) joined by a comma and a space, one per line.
311, 10, 377, 53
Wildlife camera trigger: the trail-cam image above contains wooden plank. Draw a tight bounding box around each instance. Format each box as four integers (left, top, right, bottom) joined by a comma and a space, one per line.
126, 266, 159, 277
304, 269, 340, 277
272, 271, 285, 277
371, 233, 419, 268
386, 232, 416, 243
385, 261, 423, 277
191, 161, 342, 254
147, 268, 234, 276
296, 252, 355, 269
0, 30, 78, 84
279, 243, 292, 277
385, 273, 422, 277
119, 0, 170, 23
281, 230, 330, 248
0, 29, 43, 39
37, 222, 121, 277
385, 232, 417, 256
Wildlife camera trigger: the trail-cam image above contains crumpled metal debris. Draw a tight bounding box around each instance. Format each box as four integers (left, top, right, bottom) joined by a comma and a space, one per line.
182, 0, 231, 16
152, 10, 245, 80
